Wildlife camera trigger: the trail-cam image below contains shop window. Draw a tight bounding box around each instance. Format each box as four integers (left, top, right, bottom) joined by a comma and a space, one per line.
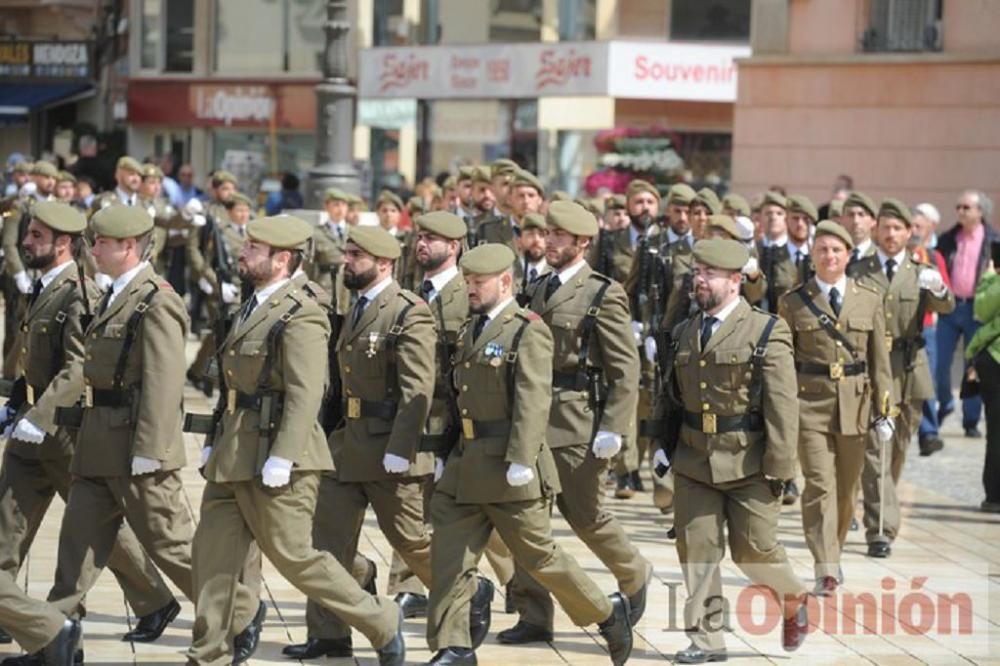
670, 0, 750, 43
139, 0, 193, 72
862, 0, 942, 52
558, 0, 596, 41
212, 130, 315, 199
215, 0, 325, 74
489, 0, 543, 42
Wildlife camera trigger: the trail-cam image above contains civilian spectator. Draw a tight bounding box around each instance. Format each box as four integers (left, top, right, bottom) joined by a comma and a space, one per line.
264, 172, 304, 215
818, 173, 853, 220
159, 153, 182, 206
69, 134, 114, 191
173, 163, 204, 207
966, 258, 1000, 513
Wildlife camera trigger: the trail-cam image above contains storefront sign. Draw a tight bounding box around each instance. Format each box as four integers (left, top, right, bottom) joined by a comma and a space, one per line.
0, 40, 93, 79
357, 98, 417, 129
607, 42, 750, 102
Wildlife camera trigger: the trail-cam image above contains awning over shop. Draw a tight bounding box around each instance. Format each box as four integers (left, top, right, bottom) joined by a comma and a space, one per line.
0, 82, 93, 117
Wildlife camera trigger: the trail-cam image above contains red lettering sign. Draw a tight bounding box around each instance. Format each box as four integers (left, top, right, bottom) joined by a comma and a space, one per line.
379, 53, 430, 93
535, 48, 591, 90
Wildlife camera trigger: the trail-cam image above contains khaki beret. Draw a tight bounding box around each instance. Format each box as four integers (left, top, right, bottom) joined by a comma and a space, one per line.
57, 170, 77, 184
31, 161, 58, 179
665, 183, 697, 207
512, 169, 544, 196
693, 188, 722, 215
376, 190, 403, 211
346, 194, 365, 208
787, 194, 818, 221
491, 158, 518, 179
247, 215, 313, 251
471, 166, 492, 184
549, 190, 572, 203
32, 201, 86, 234
547, 201, 598, 237
91, 204, 154, 239
416, 211, 466, 240
115, 156, 142, 174
693, 238, 749, 271
761, 190, 787, 209
212, 170, 239, 187
324, 187, 349, 202
443, 175, 457, 190
814, 219, 854, 250
878, 197, 912, 226
627, 179, 661, 202
605, 194, 626, 210
574, 197, 603, 216
459, 243, 515, 275
706, 214, 741, 240
457, 166, 476, 181
348, 225, 401, 260
228, 192, 254, 208
141, 164, 164, 180
722, 193, 750, 217
829, 199, 845, 217
407, 196, 426, 215
521, 212, 546, 231
12, 162, 31, 175
844, 191, 877, 217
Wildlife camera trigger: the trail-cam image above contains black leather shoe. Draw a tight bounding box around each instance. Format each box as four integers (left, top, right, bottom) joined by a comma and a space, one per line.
627, 569, 652, 626
675, 643, 728, 663
425, 647, 477, 665
630, 470, 645, 492
919, 436, 944, 456
0, 626, 10, 644
496, 621, 552, 644
394, 591, 428, 619
666, 526, 677, 539
42, 620, 82, 666
364, 560, 378, 595
0, 647, 83, 665
503, 583, 515, 614
232, 601, 267, 665
597, 592, 633, 666
282, 637, 352, 659
782, 480, 799, 505
614, 474, 635, 499
123, 598, 180, 642
867, 541, 892, 558
376, 608, 406, 666
469, 576, 494, 649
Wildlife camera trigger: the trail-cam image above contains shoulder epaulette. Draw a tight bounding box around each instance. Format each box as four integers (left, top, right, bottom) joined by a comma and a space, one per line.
854, 280, 882, 296
284, 288, 306, 305
516, 309, 541, 322
398, 289, 424, 306
588, 271, 612, 284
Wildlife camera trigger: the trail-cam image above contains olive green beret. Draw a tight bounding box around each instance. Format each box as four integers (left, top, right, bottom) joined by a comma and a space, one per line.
91, 204, 154, 239
706, 214, 741, 240
459, 243, 515, 275
457, 166, 476, 181
471, 166, 492, 184
114, 156, 142, 174
347, 194, 366, 209
212, 170, 239, 186
627, 179, 661, 202
693, 188, 722, 215
324, 187, 349, 202
814, 219, 854, 250
376, 190, 403, 211
722, 193, 750, 217
829, 199, 845, 217
761, 190, 787, 209
491, 158, 518, 179
844, 191, 877, 217
665, 183, 697, 207
878, 197, 912, 226
141, 164, 164, 180
787, 194, 818, 221
546, 201, 598, 237
693, 238, 749, 271
12, 162, 31, 175
31, 161, 58, 179
247, 215, 313, 251
549, 190, 572, 203
512, 169, 544, 195
33, 201, 86, 234
605, 194, 626, 210
57, 170, 77, 184
228, 192, 254, 208
443, 175, 457, 189
407, 196, 426, 215
348, 225, 401, 260
574, 197, 603, 216
416, 211, 466, 240
521, 212, 546, 231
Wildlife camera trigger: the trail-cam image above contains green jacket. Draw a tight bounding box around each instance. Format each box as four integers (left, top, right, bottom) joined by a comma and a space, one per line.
968, 271, 1000, 364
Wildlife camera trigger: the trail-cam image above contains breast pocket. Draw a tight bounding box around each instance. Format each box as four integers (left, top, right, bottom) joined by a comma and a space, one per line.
233, 339, 267, 387
714, 348, 753, 390
548, 312, 582, 361
847, 318, 873, 349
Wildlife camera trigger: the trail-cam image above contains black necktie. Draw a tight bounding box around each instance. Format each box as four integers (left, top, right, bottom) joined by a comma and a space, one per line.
238, 298, 256, 325
885, 258, 897, 282
420, 280, 434, 301
700, 316, 717, 349
96, 289, 113, 316
544, 275, 561, 302
28, 279, 42, 307
529, 267, 538, 282
828, 287, 841, 317
472, 315, 488, 341
851, 249, 859, 264
795, 250, 803, 267
351, 295, 369, 328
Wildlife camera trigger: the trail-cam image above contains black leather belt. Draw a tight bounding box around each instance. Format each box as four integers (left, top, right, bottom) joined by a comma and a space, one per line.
552, 370, 588, 391
419, 433, 449, 453
795, 360, 867, 379
682, 411, 763, 434
88, 388, 130, 408
460, 418, 510, 440
345, 397, 398, 420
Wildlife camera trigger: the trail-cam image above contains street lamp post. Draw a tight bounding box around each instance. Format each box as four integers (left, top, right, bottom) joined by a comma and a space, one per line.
307, 0, 359, 207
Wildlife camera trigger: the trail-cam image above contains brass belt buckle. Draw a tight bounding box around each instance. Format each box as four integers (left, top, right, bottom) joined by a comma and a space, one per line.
702, 413, 717, 434
347, 397, 361, 419
226, 389, 236, 414
462, 418, 475, 440
83, 385, 93, 408
830, 362, 844, 380
25, 384, 34, 406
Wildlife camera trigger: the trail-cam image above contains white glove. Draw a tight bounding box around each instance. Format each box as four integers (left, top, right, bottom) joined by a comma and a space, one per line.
12, 418, 45, 444
630, 321, 643, 345
506, 462, 535, 487
20, 182, 36, 196
875, 417, 894, 445
190, 214, 207, 228
183, 198, 204, 216
433, 457, 444, 482
261, 455, 293, 487
131, 455, 162, 476
13, 271, 32, 294
94, 272, 113, 290
382, 453, 410, 474
643, 336, 658, 363
653, 448, 670, 473
220, 282, 240, 304
592, 431, 623, 459
918, 268, 946, 294
742, 256, 759, 277
198, 277, 214, 295
200, 446, 212, 468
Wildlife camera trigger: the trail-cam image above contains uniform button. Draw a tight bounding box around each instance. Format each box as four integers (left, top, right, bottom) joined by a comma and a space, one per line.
229, 350, 235, 356
345, 367, 351, 373
461, 408, 468, 415
702, 403, 710, 411
91, 333, 98, 339
731, 355, 738, 362
20, 347, 26, 354
886, 313, 892, 319
346, 345, 352, 351
461, 385, 468, 391
85, 354, 92, 360
699, 360, 706, 367
465, 362, 471, 368
835, 323, 842, 330
226, 370, 233, 376
699, 382, 707, 389
887, 295, 893, 301
836, 341, 842, 347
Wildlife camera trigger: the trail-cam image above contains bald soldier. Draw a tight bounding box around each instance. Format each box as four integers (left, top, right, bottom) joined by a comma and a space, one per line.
848, 199, 954, 558
778, 221, 894, 594
0, 202, 179, 650
502, 202, 650, 645
425, 243, 633, 666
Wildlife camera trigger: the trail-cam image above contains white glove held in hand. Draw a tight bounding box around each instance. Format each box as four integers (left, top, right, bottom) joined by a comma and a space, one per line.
14, 271, 32, 295
198, 277, 214, 295
220, 282, 240, 304
875, 418, 894, 445
183, 198, 204, 216
653, 448, 670, 473
630, 321, 643, 345
200, 446, 212, 468
918, 268, 945, 294
592, 431, 623, 459
131, 456, 162, 476
643, 336, 658, 364
382, 453, 410, 474
506, 463, 535, 487
433, 457, 444, 482
262, 455, 293, 487
742, 256, 759, 277
190, 214, 207, 228
94, 273, 113, 290
12, 418, 45, 444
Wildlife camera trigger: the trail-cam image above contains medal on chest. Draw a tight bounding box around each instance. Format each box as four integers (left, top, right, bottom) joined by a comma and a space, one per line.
366, 331, 379, 359
484, 341, 504, 367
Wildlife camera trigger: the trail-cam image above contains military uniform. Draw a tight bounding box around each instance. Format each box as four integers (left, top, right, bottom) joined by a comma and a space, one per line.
0, 570, 75, 656
308, 217, 348, 313
759, 241, 813, 312
190, 217, 402, 665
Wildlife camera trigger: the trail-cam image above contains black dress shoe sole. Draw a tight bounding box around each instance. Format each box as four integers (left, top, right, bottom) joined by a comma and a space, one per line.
123, 600, 181, 642
867, 545, 891, 558
676, 650, 728, 664
281, 641, 353, 659
495, 626, 553, 645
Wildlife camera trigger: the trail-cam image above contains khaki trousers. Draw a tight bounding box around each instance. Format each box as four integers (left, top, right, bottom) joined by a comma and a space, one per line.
862, 401, 917, 545
189, 473, 399, 665
0, 570, 66, 654
427, 490, 612, 650
675, 472, 805, 652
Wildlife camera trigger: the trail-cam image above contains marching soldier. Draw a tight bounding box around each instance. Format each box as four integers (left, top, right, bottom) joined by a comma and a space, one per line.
842, 192, 879, 264
501, 202, 650, 645
471, 164, 519, 252
190, 216, 404, 666
54, 171, 76, 204
514, 212, 550, 303
0, 571, 79, 666
760, 194, 817, 315
308, 187, 350, 311
137, 164, 186, 289
848, 199, 954, 558
0, 202, 179, 650
425, 243, 634, 666
778, 221, 894, 594
509, 169, 544, 227
87, 156, 143, 215
603, 195, 629, 232
655, 238, 809, 663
